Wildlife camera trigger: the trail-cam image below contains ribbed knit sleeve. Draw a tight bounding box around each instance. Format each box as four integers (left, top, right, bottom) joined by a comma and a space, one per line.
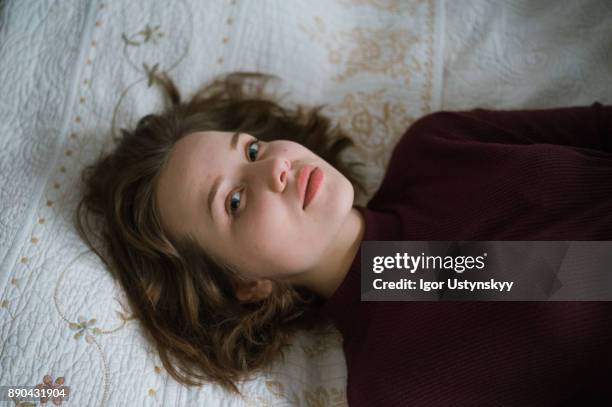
319, 103, 612, 406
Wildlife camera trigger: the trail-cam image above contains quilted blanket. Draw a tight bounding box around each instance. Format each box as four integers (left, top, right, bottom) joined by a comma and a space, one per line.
0, 0, 610, 405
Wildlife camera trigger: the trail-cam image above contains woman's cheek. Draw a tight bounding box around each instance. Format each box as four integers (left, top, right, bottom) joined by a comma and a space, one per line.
255, 202, 291, 230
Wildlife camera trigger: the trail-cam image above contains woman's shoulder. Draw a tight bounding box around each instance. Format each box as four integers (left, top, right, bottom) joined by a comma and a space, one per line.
367, 109, 486, 208
402, 109, 487, 140
387, 110, 461, 162
394, 110, 465, 149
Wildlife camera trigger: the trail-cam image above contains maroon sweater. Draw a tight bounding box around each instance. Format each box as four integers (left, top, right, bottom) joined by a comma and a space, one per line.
318, 103, 612, 406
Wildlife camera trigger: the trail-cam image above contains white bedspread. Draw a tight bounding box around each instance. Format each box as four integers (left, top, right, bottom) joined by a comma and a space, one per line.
0, 0, 610, 406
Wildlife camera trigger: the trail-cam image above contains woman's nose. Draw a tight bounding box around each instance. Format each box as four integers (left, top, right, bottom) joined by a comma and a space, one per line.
263, 157, 291, 192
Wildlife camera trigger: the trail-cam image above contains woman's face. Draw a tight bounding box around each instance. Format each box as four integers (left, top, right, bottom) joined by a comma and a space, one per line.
155, 131, 355, 282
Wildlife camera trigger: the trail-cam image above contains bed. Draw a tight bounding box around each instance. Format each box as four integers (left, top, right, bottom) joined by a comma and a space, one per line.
1, 0, 610, 405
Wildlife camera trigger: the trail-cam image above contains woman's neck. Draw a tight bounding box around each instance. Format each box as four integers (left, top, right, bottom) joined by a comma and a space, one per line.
302, 207, 365, 299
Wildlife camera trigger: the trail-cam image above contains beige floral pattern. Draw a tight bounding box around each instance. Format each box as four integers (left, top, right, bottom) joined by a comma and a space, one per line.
327, 90, 415, 149
301, 18, 422, 87
264, 380, 347, 407
121, 24, 165, 47
35, 374, 70, 405
337, 0, 423, 13
68, 315, 100, 342
299, 326, 344, 358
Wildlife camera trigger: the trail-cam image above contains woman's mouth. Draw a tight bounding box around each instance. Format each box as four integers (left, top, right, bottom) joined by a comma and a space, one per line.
303, 167, 323, 209
298, 165, 324, 210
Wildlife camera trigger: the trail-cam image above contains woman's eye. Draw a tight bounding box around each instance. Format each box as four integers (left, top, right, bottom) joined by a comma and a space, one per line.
247, 140, 260, 161
229, 190, 242, 214
228, 139, 259, 217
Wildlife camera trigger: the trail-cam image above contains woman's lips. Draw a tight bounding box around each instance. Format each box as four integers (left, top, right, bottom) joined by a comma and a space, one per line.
303, 168, 323, 209
297, 165, 324, 210
297, 165, 314, 209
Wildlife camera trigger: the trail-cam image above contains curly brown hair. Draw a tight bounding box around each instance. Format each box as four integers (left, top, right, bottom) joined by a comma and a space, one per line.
75, 71, 365, 396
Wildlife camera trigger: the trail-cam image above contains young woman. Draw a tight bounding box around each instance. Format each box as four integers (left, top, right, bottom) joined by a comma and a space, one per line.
76, 71, 612, 406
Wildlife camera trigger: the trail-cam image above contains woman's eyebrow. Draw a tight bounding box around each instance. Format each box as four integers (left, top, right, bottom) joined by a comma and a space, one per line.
206, 132, 242, 223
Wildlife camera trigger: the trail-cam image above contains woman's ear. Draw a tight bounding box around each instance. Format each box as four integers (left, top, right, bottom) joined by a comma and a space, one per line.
233, 279, 274, 303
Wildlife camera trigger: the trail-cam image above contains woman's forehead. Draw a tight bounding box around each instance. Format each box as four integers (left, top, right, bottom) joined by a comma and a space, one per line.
156, 132, 219, 237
